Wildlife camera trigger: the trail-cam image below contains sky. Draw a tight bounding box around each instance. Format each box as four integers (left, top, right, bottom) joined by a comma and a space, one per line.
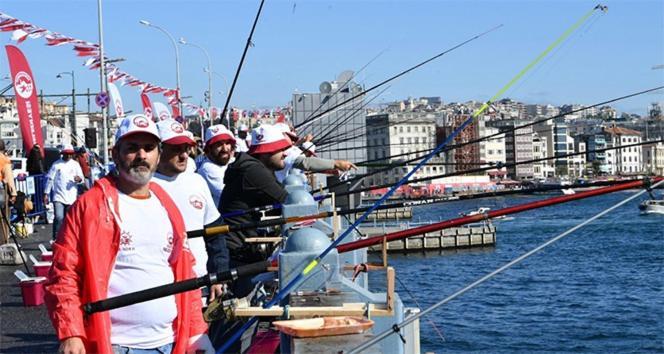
0, 0, 662, 116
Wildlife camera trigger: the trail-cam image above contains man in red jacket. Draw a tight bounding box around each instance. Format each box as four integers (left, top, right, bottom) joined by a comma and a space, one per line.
45, 114, 212, 354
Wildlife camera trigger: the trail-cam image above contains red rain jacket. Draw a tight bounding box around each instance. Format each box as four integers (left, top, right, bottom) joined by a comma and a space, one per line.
44, 176, 207, 354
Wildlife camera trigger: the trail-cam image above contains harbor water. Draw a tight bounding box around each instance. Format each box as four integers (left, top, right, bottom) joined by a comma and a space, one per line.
368, 191, 663, 353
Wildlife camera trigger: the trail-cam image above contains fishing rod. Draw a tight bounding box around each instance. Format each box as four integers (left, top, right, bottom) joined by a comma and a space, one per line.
88, 178, 657, 318
292, 24, 503, 130
298, 47, 390, 134
346, 177, 661, 354
306, 85, 392, 147
216, 133, 659, 223
196, 175, 652, 239
218, 8, 607, 352
326, 139, 664, 199
323, 85, 664, 191
83, 260, 271, 315
219, 0, 266, 123
83, 177, 652, 315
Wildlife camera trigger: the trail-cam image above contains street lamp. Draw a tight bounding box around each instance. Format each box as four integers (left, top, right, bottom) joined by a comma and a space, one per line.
179, 37, 211, 136
208, 71, 230, 127
56, 71, 76, 141
139, 20, 182, 117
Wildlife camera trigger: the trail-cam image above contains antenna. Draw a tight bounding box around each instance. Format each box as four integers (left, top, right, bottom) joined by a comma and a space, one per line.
319, 81, 332, 94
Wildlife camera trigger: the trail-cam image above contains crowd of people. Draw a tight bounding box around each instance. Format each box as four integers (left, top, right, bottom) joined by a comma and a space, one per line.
43, 114, 356, 354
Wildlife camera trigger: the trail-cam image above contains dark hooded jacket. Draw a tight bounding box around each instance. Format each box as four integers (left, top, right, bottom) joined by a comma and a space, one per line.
220, 152, 287, 259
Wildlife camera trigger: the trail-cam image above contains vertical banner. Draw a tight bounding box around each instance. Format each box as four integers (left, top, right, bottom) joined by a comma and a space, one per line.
153, 102, 172, 121
140, 91, 154, 121
5, 45, 44, 153
107, 82, 125, 119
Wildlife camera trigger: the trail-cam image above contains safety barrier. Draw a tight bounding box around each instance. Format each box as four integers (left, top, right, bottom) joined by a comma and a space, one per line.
14, 174, 47, 218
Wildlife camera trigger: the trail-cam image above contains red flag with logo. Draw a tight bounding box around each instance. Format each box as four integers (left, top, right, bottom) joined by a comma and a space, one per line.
140, 91, 154, 121
5, 45, 44, 153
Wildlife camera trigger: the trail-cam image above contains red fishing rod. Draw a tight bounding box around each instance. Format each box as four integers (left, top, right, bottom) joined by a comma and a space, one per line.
336, 177, 661, 253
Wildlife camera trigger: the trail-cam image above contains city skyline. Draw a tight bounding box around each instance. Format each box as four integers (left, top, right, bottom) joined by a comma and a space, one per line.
0, 0, 661, 116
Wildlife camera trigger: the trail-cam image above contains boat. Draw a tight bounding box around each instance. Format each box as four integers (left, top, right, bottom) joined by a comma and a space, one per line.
461, 207, 513, 221
639, 199, 664, 215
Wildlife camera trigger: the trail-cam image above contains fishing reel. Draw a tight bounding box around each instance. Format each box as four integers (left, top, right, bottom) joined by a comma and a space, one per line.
204, 287, 250, 323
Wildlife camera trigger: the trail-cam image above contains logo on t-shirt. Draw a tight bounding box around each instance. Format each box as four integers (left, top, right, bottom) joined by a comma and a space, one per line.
119, 230, 134, 251
163, 231, 174, 253
189, 195, 204, 210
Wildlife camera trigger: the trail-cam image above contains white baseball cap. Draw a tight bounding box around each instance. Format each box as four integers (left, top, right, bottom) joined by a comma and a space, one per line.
274, 122, 298, 141
301, 141, 317, 156
205, 124, 236, 148
248, 124, 292, 155
115, 114, 160, 144
239, 124, 249, 131
156, 119, 195, 146
61, 144, 75, 154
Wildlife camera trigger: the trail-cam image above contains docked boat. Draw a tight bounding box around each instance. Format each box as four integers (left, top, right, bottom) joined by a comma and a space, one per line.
639, 199, 664, 215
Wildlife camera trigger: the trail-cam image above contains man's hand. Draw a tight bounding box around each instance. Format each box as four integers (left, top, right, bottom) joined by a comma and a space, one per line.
58, 337, 85, 354
208, 284, 224, 303
43, 194, 49, 205
334, 160, 357, 172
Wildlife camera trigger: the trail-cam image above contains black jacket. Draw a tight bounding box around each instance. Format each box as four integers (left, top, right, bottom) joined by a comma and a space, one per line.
26, 147, 44, 175
220, 152, 287, 256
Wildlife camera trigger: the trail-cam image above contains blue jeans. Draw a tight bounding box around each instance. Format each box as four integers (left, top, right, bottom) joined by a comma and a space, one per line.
111, 343, 173, 354
52, 201, 70, 240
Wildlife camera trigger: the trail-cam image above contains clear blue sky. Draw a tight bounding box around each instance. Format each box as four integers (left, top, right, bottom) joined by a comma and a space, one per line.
1, 0, 662, 115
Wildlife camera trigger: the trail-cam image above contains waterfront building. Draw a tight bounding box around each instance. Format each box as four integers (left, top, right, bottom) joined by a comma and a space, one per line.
365, 111, 441, 186
490, 119, 533, 180
532, 132, 554, 179
480, 126, 506, 179
603, 125, 642, 175
642, 141, 664, 175
534, 118, 573, 176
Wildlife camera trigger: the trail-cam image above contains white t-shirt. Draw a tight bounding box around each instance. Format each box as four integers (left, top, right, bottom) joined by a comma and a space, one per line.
235, 138, 249, 153
197, 156, 232, 207
44, 159, 84, 204
107, 192, 177, 349
153, 172, 220, 277
275, 146, 303, 183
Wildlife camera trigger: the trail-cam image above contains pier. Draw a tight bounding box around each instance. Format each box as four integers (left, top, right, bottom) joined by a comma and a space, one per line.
359, 222, 496, 252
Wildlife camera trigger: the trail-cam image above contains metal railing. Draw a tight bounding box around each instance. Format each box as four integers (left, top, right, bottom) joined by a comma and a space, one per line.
14, 174, 47, 218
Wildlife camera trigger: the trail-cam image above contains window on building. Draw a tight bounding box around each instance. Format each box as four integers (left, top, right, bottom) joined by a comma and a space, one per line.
407, 137, 412, 144
400, 137, 404, 144
399, 126, 403, 133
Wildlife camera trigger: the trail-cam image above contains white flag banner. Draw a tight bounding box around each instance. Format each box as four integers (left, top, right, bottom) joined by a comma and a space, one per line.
107, 82, 125, 119
153, 102, 172, 121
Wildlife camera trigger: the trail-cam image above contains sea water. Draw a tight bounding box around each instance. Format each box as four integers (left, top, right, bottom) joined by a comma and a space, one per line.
368, 191, 663, 353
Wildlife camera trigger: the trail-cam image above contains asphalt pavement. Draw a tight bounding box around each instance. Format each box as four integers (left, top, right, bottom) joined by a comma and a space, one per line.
0, 222, 58, 353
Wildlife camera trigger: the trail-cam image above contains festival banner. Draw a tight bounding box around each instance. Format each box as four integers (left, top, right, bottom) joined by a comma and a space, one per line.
153, 102, 172, 121
107, 82, 125, 119
5, 45, 44, 153
140, 92, 154, 121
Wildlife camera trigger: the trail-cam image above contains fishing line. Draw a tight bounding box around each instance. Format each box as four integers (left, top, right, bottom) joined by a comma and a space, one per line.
220, 0, 266, 122
298, 47, 390, 134
293, 24, 504, 130
345, 178, 663, 354
216, 7, 604, 352
394, 272, 446, 343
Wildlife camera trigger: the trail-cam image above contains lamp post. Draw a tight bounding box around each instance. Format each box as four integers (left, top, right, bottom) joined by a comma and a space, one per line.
209, 71, 230, 127
179, 37, 211, 137
139, 20, 182, 118
97, 0, 109, 166
56, 71, 76, 141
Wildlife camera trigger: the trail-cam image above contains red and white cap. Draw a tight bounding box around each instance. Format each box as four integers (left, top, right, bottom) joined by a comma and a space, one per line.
61, 144, 75, 154
205, 124, 236, 148
248, 125, 292, 155
115, 114, 160, 144
156, 119, 195, 146
274, 122, 298, 141
301, 141, 317, 156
